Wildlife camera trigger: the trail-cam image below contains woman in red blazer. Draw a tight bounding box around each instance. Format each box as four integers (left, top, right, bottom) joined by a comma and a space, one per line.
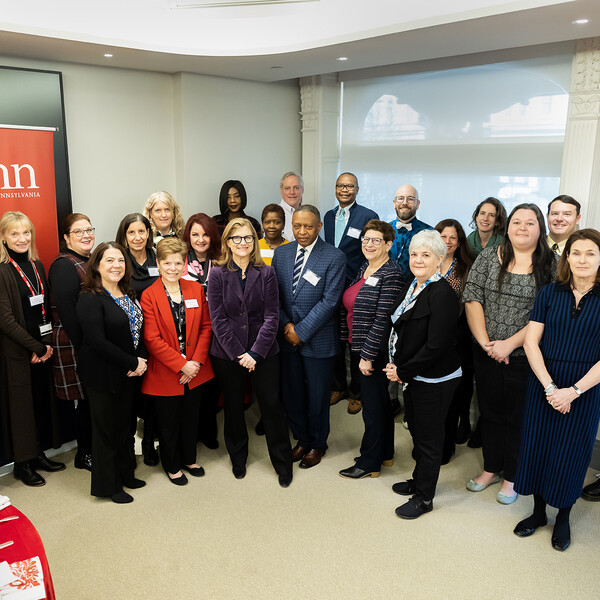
141, 237, 214, 486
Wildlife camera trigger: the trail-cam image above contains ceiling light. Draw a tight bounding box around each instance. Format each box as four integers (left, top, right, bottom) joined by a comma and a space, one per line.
572, 19, 589, 24
337, 57, 348, 61
104, 53, 113, 58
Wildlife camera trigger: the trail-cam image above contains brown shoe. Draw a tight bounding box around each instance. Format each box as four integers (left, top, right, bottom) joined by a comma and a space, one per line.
291, 444, 308, 462
348, 398, 362, 414
330, 391, 347, 405
299, 449, 323, 469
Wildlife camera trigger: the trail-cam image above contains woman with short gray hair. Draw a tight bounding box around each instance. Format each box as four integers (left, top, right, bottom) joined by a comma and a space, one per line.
384, 229, 461, 519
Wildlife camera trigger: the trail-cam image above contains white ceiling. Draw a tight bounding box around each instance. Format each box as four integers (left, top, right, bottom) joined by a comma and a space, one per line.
0, 0, 597, 81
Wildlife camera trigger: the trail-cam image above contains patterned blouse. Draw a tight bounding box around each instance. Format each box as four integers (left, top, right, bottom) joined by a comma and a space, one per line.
463, 246, 554, 357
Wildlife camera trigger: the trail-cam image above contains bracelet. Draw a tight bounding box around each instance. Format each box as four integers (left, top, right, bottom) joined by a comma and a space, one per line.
544, 382, 557, 394
572, 384, 582, 396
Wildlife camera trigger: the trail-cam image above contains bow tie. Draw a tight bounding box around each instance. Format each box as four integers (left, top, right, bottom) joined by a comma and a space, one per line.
396, 221, 413, 232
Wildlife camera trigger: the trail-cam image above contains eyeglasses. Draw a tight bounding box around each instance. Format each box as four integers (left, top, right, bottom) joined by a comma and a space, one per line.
361, 236, 384, 246
336, 184, 356, 190
393, 196, 417, 205
228, 235, 254, 244
71, 228, 95, 238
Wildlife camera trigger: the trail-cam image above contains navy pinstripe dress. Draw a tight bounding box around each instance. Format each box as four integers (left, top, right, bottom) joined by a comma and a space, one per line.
514, 282, 600, 508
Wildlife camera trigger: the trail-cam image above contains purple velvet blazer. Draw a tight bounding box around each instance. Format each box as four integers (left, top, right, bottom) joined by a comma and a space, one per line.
207, 263, 279, 361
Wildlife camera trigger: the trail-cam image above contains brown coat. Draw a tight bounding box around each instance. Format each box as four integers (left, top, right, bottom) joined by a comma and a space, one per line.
0, 262, 60, 463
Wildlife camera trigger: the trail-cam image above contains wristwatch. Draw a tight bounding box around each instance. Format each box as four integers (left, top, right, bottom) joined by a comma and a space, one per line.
572, 384, 582, 396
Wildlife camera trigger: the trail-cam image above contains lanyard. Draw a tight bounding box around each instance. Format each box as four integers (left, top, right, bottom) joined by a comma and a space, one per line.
9, 258, 47, 322
163, 282, 186, 354
443, 257, 456, 279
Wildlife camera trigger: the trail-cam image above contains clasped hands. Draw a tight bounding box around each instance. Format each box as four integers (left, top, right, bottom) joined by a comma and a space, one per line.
127, 357, 148, 378
384, 362, 402, 383
238, 352, 256, 372
483, 339, 512, 364
283, 323, 302, 347
31, 345, 53, 364
546, 387, 577, 414
179, 360, 201, 384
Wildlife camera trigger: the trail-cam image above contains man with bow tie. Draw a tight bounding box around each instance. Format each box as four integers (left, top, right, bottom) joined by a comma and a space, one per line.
389, 184, 432, 286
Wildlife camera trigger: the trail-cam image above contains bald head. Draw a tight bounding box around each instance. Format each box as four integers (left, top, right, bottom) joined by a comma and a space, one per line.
393, 184, 420, 222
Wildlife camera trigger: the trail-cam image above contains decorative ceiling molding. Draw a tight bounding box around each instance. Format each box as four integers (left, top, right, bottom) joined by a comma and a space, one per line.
171, 0, 317, 7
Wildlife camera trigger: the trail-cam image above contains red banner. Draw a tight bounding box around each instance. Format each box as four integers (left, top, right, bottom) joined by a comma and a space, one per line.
0, 127, 59, 269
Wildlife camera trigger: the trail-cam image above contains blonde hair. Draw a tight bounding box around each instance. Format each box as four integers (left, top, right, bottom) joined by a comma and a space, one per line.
215, 218, 265, 270
143, 191, 185, 238
0, 211, 39, 263
156, 237, 187, 262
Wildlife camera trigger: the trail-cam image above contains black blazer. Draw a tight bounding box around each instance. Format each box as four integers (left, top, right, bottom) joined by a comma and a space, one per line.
387, 278, 460, 382
76, 291, 144, 394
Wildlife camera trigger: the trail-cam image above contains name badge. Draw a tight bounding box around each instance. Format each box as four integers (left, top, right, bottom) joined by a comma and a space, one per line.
39, 322, 52, 336
148, 267, 159, 277
365, 276, 379, 286
260, 249, 274, 259
347, 227, 361, 239
302, 269, 321, 286
30, 294, 44, 307
185, 298, 199, 309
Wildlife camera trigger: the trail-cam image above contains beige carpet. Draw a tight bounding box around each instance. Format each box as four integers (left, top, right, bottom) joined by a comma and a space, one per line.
2, 402, 599, 600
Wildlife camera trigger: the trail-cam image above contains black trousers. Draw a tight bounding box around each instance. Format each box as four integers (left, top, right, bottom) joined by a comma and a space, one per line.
153, 384, 201, 474
332, 341, 361, 399
87, 381, 135, 498
405, 378, 459, 501
352, 353, 394, 471
212, 355, 292, 477
197, 377, 220, 443
472, 344, 530, 481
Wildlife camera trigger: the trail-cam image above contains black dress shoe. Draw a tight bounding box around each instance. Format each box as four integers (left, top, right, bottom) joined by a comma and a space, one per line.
182, 465, 205, 477
74, 453, 92, 471
552, 536, 571, 551
395, 496, 433, 519
167, 472, 188, 486
582, 478, 600, 501
233, 466, 246, 479
278, 474, 292, 488
123, 477, 146, 489
14, 463, 46, 487
339, 465, 380, 479
392, 479, 416, 496
142, 443, 159, 466
111, 491, 133, 504
513, 518, 547, 537
32, 453, 66, 472
254, 420, 265, 436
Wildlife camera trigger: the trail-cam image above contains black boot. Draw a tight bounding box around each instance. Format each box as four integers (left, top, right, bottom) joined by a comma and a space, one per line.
31, 452, 66, 472
14, 462, 46, 487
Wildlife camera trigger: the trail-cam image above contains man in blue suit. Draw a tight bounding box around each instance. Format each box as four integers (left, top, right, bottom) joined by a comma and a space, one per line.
324, 172, 379, 412
272, 205, 346, 468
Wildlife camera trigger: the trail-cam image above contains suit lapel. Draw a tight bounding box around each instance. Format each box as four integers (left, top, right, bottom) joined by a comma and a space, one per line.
156, 284, 179, 345
224, 268, 245, 304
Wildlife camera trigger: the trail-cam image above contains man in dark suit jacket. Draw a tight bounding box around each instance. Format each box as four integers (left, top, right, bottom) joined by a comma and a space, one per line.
323, 172, 379, 411
272, 205, 346, 468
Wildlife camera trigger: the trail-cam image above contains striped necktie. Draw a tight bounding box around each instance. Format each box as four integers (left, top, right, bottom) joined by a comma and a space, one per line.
292, 248, 306, 293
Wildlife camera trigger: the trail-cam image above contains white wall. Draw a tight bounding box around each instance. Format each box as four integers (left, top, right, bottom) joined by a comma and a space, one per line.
0, 56, 302, 242
173, 72, 301, 221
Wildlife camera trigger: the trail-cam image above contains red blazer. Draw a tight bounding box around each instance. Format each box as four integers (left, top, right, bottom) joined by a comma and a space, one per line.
141, 278, 214, 396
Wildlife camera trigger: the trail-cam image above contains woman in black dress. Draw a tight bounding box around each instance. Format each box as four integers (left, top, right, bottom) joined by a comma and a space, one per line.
116, 213, 159, 466
77, 242, 147, 503
213, 180, 262, 239
182, 212, 222, 449
49, 212, 95, 471
514, 229, 600, 551
0, 211, 64, 486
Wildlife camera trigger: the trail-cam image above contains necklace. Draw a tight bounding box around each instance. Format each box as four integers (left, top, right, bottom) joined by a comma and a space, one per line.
571, 283, 594, 295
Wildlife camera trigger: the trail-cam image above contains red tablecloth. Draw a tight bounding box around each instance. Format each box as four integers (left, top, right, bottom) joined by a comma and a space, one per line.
0, 505, 56, 600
